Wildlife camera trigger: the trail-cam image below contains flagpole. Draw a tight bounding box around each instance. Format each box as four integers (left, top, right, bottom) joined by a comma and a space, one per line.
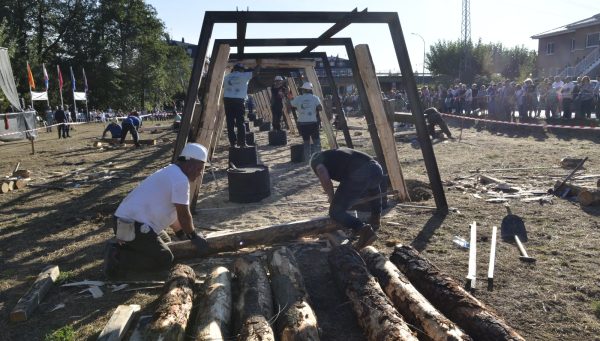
57, 65, 64, 108
43, 63, 50, 109
70, 66, 77, 120
27, 61, 33, 109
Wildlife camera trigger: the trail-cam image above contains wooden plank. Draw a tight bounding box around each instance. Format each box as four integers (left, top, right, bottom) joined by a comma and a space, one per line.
304, 66, 338, 149
10, 265, 59, 322
282, 98, 297, 134
97, 304, 141, 341
100, 138, 156, 145
467, 221, 477, 289
354, 44, 410, 201
209, 101, 226, 160
254, 91, 267, 120
287, 78, 299, 97
261, 90, 273, 121
230, 58, 315, 69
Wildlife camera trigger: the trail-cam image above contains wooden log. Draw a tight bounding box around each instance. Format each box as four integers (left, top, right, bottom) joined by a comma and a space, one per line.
100, 138, 156, 145
168, 217, 340, 260
268, 247, 320, 341
578, 190, 600, 206
390, 245, 526, 341
12, 169, 31, 178
97, 304, 141, 341
328, 245, 418, 341
194, 266, 232, 341
10, 265, 60, 322
479, 174, 519, 192
233, 256, 275, 341
361, 247, 470, 341
144, 264, 197, 341
554, 180, 591, 197
14, 179, 28, 190
1, 181, 10, 193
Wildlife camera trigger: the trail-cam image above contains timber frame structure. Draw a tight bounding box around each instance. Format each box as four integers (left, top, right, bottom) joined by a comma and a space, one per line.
173, 10, 448, 211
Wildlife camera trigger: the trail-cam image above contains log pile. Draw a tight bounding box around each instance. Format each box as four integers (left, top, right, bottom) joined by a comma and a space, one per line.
193, 266, 232, 341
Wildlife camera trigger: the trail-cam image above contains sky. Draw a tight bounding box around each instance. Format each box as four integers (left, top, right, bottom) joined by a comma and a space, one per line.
145, 0, 599, 73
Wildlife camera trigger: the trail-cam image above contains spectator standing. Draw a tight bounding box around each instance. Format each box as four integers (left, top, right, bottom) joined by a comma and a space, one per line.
54, 106, 69, 138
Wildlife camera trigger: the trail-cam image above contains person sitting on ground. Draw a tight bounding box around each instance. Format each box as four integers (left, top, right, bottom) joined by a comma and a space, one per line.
120, 111, 142, 147
424, 107, 453, 139
104, 143, 210, 279
290, 81, 322, 160
102, 119, 122, 139
310, 148, 383, 249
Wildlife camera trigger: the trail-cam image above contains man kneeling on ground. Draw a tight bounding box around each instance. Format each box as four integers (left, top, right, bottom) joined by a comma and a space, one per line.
310, 148, 383, 249
102, 119, 122, 139
424, 107, 453, 139
104, 143, 209, 278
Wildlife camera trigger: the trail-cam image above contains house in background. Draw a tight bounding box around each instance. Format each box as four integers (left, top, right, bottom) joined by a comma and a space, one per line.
532, 13, 600, 78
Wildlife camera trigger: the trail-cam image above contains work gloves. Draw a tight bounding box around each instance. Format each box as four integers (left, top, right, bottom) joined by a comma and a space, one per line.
189, 230, 209, 251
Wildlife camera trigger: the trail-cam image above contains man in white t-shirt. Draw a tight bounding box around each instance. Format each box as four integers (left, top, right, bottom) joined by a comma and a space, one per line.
223, 61, 261, 147
290, 82, 323, 160
104, 143, 209, 278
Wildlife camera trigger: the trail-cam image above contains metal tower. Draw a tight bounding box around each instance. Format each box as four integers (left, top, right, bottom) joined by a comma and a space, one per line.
460, 0, 471, 81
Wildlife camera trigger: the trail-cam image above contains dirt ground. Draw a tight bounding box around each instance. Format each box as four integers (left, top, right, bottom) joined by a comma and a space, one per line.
1, 115, 600, 341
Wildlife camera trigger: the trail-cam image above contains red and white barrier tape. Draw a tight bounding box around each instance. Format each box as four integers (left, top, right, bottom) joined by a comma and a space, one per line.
439, 112, 600, 131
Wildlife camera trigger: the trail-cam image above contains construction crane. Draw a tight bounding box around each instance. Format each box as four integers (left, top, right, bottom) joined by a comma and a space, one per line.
460, 0, 471, 82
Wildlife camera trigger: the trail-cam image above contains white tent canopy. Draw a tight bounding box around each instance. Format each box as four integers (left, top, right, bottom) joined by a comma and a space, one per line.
0, 47, 22, 111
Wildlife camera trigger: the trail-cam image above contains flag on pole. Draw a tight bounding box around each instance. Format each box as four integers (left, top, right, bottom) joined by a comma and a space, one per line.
27, 62, 36, 89
57, 65, 64, 89
82, 68, 88, 93
70, 66, 76, 91
42, 63, 49, 91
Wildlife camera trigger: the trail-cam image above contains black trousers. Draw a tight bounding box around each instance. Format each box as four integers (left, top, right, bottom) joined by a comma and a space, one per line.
114, 221, 174, 272
224, 97, 246, 146
57, 123, 68, 138
272, 104, 284, 130
120, 122, 139, 146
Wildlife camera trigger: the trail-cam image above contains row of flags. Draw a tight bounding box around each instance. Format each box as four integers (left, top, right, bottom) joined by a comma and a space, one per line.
26, 62, 88, 93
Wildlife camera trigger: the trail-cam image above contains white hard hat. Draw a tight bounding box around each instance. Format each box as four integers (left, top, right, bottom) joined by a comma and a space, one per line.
179, 143, 208, 162
301, 82, 313, 90
274, 76, 284, 81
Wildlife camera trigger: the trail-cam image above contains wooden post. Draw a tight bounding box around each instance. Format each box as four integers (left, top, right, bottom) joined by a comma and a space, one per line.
304, 66, 338, 149
328, 245, 418, 341
144, 264, 197, 341
168, 217, 340, 260
97, 304, 141, 341
361, 247, 470, 341
10, 265, 59, 322
354, 44, 410, 201
268, 247, 319, 341
193, 267, 232, 341
233, 256, 275, 341
390, 245, 526, 341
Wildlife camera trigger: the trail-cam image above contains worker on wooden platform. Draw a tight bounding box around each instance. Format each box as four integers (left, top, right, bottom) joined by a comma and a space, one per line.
104, 143, 209, 278
424, 107, 453, 139
223, 61, 261, 148
310, 148, 382, 249
120, 111, 141, 147
291, 82, 322, 160
101, 119, 122, 139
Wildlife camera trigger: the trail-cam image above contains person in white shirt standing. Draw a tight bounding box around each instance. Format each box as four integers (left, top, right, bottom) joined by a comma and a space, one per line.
290, 82, 323, 160
104, 143, 209, 278
222, 61, 261, 147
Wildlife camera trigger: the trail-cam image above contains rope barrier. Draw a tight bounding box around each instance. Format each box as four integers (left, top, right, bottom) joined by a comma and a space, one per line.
439, 112, 600, 131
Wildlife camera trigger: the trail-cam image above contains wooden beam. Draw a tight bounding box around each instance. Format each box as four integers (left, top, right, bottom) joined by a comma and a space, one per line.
261, 89, 273, 121
354, 44, 410, 201
300, 8, 361, 53
10, 265, 59, 322
97, 304, 141, 341
230, 58, 316, 69
100, 138, 156, 145
208, 101, 226, 160
304, 66, 338, 149
168, 217, 340, 259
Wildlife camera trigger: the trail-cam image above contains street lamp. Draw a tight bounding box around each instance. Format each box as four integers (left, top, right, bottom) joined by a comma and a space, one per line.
411, 32, 426, 86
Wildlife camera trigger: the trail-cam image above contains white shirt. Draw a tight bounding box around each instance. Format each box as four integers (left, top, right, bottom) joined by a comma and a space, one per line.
551, 81, 564, 90
115, 164, 189, 233
223, 71, 253, 99
290, 94, 322, 123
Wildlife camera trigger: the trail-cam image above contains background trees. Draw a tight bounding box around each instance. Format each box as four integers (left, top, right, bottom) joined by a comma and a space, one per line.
0, 0, 192, 111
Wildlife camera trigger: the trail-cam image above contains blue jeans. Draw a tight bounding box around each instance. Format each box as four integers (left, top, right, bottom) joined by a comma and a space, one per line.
330, 161, 383, 230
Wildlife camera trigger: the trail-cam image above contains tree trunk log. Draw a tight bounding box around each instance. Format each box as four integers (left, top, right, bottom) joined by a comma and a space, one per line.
168, 217, 339, 260
14, 179, 27, 190
578, 190, 600, 206
328, 245, 418, 341
194, 266, 232, 341
554, 180, 591, 196
10, 265, 59, 322
144, 264, 197, 341
361, 246, 470, 341
268, 247, 320, 341
390, 245, 525, 341
1, 182, 10, 193
233, 256, 275, 341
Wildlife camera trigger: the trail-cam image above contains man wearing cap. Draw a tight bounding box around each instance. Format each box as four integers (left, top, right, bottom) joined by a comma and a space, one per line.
310, 148, 381, 249
120, 111, 142, 147
271, 76, 289, 131
102, 119, 122, 139
104, 143, 210, 278
290, 82, 322, 159
223, 61, 261, 147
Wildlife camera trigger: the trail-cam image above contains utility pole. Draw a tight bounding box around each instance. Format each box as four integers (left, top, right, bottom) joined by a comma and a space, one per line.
460, 0, 471, 82
411, 32, 426, 86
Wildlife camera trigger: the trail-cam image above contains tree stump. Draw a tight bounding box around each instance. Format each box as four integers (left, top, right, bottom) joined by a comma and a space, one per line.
390, 245, 525, 341
328, 245, 418, 341
361, 246, 470, 341
268, 247, 319, 341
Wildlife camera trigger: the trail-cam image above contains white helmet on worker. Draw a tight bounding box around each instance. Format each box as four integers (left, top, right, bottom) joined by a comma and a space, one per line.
301, 82, 313, 90
179, 143, 208, 162
274, 76, 284, 81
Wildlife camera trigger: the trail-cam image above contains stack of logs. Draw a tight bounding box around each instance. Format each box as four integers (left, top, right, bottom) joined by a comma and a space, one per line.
2, 164, 30, 194
554, 180, 600, 206
101, 224, 525, 340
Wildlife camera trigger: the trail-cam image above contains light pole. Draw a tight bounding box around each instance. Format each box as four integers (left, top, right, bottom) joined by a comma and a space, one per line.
411, 32, 426, 86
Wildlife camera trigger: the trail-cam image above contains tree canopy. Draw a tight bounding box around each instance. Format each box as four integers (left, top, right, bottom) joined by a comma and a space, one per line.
0, 0, 192, 111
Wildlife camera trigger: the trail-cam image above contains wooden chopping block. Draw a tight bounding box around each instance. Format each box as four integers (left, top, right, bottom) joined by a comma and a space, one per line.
578, 190, 600, 206
560, 157, 585, 169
